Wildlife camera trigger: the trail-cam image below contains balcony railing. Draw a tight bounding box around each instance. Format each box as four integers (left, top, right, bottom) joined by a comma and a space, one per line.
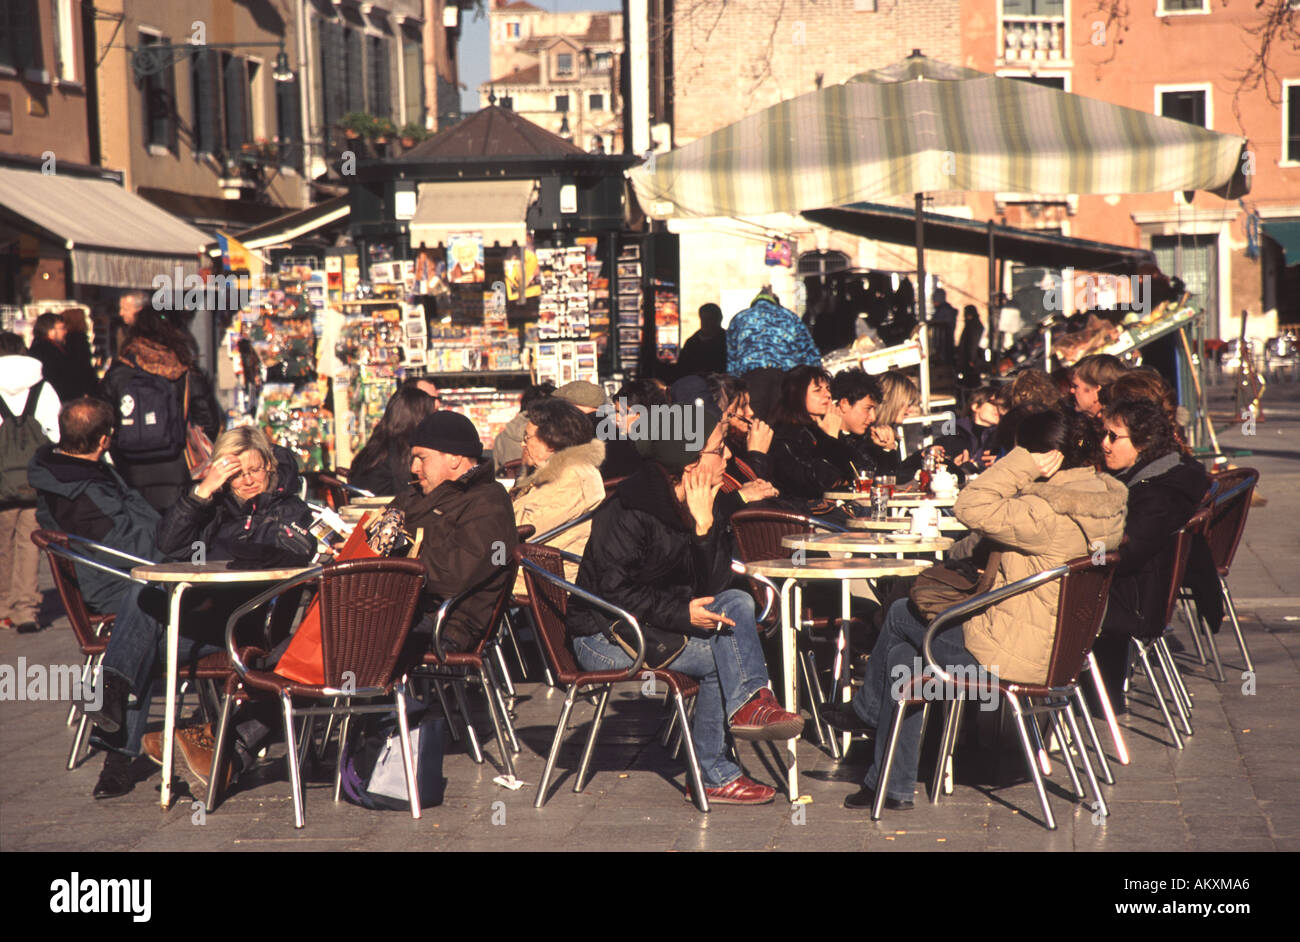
1001, 17, 1066, 63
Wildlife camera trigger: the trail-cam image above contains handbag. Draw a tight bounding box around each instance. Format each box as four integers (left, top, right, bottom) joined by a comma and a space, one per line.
182, 374, 215, 480
608, 619, 688, 671
908, 545, 1003, 622
339, 698, 446, 811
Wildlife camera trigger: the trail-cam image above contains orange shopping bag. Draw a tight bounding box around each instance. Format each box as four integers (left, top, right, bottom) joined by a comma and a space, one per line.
275, 520, 378, 686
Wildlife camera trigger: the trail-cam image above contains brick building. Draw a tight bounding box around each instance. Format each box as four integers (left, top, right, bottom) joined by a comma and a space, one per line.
480, 1, 624, 153
962, 0, 1300, 342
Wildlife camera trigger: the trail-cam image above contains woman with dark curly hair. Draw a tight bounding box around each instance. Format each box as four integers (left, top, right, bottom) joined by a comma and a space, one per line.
1099, 368, 1188, 454
766, 364, 856, 501
1091, 397, 1217, 712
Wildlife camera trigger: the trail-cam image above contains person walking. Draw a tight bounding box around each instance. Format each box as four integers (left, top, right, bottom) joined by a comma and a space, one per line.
0, 332, 61, 632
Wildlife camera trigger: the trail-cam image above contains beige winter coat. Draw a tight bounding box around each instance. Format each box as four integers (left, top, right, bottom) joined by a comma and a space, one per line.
953, 447, 1127, 684
510, 439, 606, 593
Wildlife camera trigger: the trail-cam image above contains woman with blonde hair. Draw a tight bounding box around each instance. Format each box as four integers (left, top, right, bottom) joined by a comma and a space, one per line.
157, 425, 315, 565
868, 370, 920, 458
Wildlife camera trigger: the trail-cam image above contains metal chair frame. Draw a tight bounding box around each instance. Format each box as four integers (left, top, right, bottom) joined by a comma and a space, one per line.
873, 555, 1118, 829
516, 546, 710, 812
207, 559, 425, 828
730, 508, 851, 757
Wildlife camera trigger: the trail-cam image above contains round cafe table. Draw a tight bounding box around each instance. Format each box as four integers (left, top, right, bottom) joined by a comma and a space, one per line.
824, 489, 959, 507
131, 560, 317, 812
741, 556, 929, 801
845, 515, 969, 532
780, 532, 953, 556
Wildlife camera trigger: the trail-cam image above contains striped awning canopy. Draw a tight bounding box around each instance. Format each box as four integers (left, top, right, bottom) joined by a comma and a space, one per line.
628, 56, 1250, 219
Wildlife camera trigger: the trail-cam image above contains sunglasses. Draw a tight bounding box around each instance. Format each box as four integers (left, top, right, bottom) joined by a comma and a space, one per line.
1103, 429, 1131, 444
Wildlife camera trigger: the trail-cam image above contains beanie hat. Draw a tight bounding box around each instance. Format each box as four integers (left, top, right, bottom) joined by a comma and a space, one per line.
555, 380, 607, 410
410, 411, 483, 460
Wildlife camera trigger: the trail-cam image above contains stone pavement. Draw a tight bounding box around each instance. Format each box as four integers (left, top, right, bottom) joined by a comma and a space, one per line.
2, 379, 1297, 853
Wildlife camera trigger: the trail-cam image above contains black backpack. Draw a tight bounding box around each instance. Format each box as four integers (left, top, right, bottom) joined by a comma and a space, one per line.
113, 360, 186, 462
0, 381, 52, 504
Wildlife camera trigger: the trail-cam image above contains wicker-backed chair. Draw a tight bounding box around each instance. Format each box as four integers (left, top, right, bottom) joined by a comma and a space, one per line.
1198, 467, 1260, 675
874, 554, 1118, 830
207, 557, 426, 827
32, 530, 236, 769
730, 507, 853, 755
412, 554, 522, 779
516, 544, 709, 811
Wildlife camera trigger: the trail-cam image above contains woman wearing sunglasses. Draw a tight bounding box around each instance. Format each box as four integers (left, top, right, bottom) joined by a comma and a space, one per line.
1090, 396, 1215, 714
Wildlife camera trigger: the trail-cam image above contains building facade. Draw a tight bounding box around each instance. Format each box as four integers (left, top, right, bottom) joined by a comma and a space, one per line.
480, 1, 624, 154
963, 0, 1300, 342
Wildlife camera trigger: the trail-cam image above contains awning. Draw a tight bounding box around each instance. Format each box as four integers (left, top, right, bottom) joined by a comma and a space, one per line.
1263, 219, 1300, 266
233, 195, 351, 250
409, 179, 536, 249
0, 166, 208, 288
629, 54, 1248, 220
804, 202, 1155, 274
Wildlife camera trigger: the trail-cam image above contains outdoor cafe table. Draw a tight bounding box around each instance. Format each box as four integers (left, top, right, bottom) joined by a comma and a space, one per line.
824, 489, 959, 508
845, 515, 969, 532
741, 556, 930, 801
130, 560, 316, 811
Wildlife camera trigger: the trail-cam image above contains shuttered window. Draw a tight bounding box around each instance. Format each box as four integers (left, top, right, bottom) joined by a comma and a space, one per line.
277, 77, 302, 170
367, 35, 390, 117
223, 52, 250, 151
345, 28, 365, 113
0, 0, 42, 74
318, 18, 347, 131
190, 48, 221, 154
402, 33, 424, 127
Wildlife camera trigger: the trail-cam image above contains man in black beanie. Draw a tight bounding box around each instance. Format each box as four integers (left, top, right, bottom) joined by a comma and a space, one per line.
395, 411, 518, 654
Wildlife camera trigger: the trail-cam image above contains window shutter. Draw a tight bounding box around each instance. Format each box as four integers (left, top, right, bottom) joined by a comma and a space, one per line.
344, 28, 365, 113
318, 18, 346, 132
367, 35, 390, 118
191, 48, 220, 155
277, 77, 302, 170
224, 53, 249, 151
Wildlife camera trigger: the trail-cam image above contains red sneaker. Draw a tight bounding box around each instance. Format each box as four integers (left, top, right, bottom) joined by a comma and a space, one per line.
704, 775, 776, 805
729, 688, 804, 741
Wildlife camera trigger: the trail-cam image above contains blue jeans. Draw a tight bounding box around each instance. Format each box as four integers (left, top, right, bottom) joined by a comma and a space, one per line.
96, 585, 277, 759
571, 588, 768, 788
850, 598, 980, 802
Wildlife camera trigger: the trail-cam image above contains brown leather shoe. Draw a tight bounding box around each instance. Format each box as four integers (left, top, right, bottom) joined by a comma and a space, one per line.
704, 775, 776, 805
729, 688, 804, 741
141, 731, 164, 767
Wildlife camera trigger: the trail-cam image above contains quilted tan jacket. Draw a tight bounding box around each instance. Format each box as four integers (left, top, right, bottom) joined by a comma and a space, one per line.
510, 438, 606, 593
953, 448, 1127, 684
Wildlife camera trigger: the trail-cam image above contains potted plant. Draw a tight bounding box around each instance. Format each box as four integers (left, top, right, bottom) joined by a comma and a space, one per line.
370, 116, 397, 145
338, 112, 375, 141
400, 122, 429, 148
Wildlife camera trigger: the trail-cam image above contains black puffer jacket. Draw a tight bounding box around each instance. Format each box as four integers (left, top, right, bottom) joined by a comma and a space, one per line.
768, 422, 854, 501
393, 460, 518, 653
156, 445, 315, 566
568, 462, 733, 639
1102, 451, 1219, 638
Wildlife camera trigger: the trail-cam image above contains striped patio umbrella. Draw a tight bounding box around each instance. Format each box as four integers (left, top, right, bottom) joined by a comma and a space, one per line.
628, 55, 1250, 219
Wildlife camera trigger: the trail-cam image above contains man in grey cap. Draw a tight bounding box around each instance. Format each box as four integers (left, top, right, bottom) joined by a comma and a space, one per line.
395, 411, 518, 654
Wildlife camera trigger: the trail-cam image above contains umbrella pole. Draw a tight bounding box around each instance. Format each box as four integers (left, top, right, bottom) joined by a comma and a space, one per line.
915, 192, 931, 412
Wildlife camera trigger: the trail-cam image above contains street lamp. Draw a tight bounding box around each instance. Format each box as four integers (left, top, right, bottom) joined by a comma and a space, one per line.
128, 41, 295, 83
